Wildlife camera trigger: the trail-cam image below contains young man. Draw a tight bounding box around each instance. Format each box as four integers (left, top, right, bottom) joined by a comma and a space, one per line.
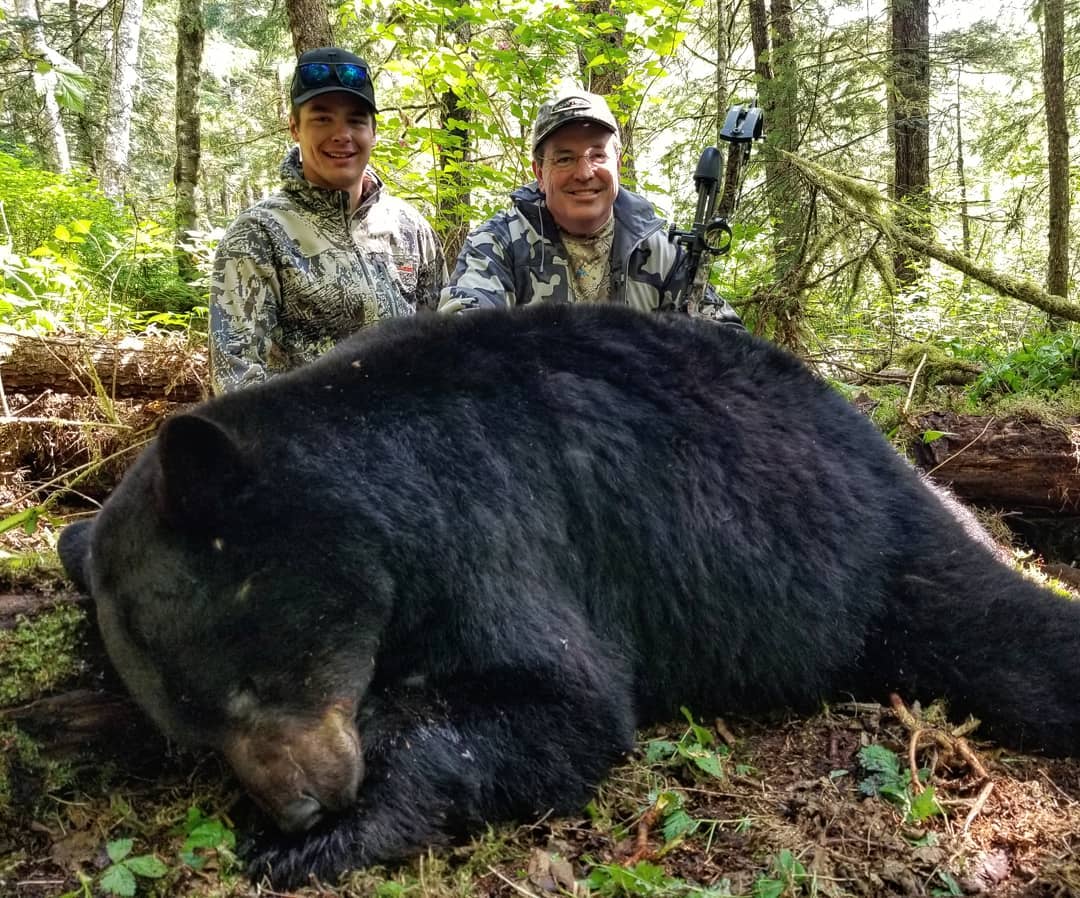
439, 89, 740, 324
210, 47, 447, 394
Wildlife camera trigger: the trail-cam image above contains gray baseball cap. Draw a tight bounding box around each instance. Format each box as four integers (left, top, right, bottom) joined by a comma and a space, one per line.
531, 90, 619, 153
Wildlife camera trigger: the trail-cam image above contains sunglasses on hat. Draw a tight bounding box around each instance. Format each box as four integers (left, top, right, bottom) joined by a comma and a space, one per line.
296, 62, 370, 91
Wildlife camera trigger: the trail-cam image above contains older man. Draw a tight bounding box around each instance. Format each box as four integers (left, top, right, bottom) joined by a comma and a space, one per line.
211, 47, 447, 393
440, 89, 740, 323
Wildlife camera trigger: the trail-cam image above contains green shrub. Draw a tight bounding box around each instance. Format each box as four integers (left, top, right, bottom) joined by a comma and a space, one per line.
1, 153, 210, 330
968, 331, 1080, 398
0, 151, 126, 260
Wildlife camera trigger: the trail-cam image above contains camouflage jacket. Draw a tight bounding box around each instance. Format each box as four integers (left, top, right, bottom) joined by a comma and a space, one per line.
439, 183, 741, 324
210, 148, 447, 393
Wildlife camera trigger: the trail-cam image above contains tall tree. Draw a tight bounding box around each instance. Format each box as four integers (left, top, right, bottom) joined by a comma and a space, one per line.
953, 64, 971, 293
748, 0, 809, 346
714, 0, 742, 219
14, 0, 72, 172
890, 0, 930, 287
174, 0, 205, 279
286, 0, 333, 56
100, 0, 145, 196
1041, 0, 1070, 304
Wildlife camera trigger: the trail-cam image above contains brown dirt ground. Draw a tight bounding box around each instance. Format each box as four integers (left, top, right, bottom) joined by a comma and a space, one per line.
4, 604, 1080, 898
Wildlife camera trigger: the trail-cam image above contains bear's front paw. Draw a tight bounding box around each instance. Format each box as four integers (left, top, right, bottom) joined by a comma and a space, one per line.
243, 824, 358, 890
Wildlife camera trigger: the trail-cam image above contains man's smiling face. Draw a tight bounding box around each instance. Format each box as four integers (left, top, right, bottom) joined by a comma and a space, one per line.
532, 122, 620, 236
290, 92, 375, 208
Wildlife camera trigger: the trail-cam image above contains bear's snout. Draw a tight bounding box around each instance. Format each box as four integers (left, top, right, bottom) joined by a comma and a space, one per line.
223, 702, 363, 832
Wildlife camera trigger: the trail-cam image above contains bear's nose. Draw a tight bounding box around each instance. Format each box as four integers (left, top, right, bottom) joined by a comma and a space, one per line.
278, 795, 324, 832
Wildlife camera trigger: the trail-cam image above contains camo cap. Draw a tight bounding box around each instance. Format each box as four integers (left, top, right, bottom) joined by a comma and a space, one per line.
531, 90, 618, 153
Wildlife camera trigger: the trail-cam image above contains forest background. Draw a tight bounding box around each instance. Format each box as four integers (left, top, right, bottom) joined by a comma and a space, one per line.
0, 0, 1076, 371
0, 2, 1079, 895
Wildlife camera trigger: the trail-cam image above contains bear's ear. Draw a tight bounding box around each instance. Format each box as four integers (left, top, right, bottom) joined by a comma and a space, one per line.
155, 413, 251, 532
57, 519, 94, 594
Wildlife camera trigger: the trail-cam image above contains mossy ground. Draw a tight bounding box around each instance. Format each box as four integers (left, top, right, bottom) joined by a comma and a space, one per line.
0, 603, 89, 707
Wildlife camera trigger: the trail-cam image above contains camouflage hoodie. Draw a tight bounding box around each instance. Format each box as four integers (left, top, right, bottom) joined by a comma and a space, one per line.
439, 182, 741, 324
210, 147, 447, 393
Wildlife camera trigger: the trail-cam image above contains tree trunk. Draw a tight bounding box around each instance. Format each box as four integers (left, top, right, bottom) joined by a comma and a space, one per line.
748, 0, 808, 348
174, 0, 205, 281
714, 0, 730, 148
0, 588, 161, 764
100, 0, 144, 197
890, 0, 930, 287
14, 0, 72, 173
0, 329, 208, 403
1041, 0, 1070, 308
954, 64, 970, 292
912, 412, 1080, 513
2, 688, 160, 763
714, 0, 744, 221
285, 0, 333, 56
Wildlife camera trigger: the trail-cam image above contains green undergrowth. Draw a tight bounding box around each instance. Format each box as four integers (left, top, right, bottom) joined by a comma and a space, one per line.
832, 328, 1080, 444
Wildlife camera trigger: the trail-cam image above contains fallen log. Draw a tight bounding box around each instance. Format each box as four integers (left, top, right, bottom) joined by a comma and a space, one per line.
2, 687, 159, 762
913, 412, 1080, 513
0, 590, 91, 630
0, 327, 209, 404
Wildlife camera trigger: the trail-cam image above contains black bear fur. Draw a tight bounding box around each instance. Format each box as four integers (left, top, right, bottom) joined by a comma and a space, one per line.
58, 304, 1080, 888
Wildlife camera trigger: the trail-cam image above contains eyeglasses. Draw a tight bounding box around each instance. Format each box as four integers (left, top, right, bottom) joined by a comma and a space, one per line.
296, 62, 370, 91
542, 147, 614, 172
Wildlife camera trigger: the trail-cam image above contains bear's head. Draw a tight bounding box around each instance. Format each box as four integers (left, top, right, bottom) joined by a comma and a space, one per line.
60, 411, 393, 833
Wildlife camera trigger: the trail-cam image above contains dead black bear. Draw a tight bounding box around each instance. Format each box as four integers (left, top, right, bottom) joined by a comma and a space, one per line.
59, 303, 1080, 888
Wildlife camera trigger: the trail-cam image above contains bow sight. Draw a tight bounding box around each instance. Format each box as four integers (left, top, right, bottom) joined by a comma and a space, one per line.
669, 103, 764, 315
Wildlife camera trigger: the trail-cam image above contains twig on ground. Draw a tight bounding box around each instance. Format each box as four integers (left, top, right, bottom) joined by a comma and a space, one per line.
833, 701, 886, 714
963, 781, 996, 832
889, 693, 993, 824
1037, 767, 1079, 805
907, 727, 927, 793
0, 415, 132, 428
624, 796, 665, 865
487, 865, 544, 898
903, 352, 928, 414
715, 717, 737, 747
